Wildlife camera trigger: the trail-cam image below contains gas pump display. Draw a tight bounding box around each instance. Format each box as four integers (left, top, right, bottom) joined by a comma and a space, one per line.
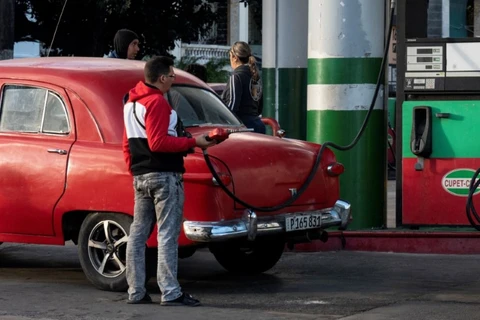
400, 39, 480, 226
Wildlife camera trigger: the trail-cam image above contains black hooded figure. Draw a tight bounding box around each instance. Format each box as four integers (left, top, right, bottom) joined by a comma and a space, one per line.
108, 29, 139, 59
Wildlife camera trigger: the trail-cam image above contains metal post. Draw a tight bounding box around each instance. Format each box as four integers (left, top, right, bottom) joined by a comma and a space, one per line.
262, 0, 308, 140
395, 0, 406, 227
306, 0, 386, 229
0, 0, 15, 60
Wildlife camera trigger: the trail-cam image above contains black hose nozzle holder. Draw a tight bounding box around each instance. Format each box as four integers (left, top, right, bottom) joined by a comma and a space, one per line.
410, 106, 432, 171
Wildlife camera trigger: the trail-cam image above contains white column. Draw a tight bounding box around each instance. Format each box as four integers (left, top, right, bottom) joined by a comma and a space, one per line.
262, 0, 276, 70
262, 0, 278, 120
442, 0, 450, 37
229, 0, 250, 44
239, 1, 249, 42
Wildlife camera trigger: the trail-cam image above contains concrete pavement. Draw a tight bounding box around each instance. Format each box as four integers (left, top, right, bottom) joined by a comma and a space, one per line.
2, 243, 480, 319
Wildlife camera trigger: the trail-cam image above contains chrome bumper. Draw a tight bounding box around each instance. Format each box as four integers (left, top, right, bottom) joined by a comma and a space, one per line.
183, 200, 351, 242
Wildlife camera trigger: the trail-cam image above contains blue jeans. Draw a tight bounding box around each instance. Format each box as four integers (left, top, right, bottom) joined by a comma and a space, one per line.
240, 116, 266, 134
126, 172, 184, 302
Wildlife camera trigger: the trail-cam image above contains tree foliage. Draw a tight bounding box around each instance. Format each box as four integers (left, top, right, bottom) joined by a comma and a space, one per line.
175, 55, 230, 83
14, 0, 218, 58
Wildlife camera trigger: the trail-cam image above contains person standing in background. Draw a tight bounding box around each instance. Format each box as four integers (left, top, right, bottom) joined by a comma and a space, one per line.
108, 29, 140, 60
184, 63, 208, 82
221, 41, 265, 134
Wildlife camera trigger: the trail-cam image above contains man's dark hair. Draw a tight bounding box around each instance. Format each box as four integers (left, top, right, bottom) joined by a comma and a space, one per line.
184, 63, 207, 82
144, 56, 174, 83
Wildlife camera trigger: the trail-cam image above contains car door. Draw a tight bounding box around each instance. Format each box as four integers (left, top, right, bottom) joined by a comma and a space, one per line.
0, 82, 75, 236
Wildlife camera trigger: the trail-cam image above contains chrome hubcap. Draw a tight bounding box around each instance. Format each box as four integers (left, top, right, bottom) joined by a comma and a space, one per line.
87, 220, 128, 278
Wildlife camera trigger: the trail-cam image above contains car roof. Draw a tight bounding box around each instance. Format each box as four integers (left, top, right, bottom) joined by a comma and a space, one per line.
0, 57, 207, 88
0, 57, 211, 143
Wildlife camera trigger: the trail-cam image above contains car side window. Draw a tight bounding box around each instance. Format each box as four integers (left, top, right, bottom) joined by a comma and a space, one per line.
0, 85, 69, 134
167, 86, 241, 127
0, 85, 45, 132
166, 90, 200, 122
43, 92, 70, 133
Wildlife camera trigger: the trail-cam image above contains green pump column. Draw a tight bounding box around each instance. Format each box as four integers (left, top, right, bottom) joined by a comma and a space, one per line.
262, 0, 308, 140
306, 0, 386, 229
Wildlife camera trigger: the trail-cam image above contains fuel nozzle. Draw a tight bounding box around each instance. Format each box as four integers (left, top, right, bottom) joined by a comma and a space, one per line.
205, 127, 254, 142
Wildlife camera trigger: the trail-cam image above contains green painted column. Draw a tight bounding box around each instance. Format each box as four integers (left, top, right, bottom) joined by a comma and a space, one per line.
306, 0, 386, 229
262, 0, 308, 140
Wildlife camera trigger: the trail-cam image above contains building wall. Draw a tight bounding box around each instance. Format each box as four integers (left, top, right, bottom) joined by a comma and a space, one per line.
188, 0, 258, 46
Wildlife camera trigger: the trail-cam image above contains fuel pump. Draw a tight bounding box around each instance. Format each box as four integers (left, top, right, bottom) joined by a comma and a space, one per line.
397, 0, 480, 228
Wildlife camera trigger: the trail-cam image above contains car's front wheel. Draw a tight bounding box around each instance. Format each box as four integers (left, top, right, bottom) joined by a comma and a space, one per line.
210, 236, 285, 274
78, 212, 132, 292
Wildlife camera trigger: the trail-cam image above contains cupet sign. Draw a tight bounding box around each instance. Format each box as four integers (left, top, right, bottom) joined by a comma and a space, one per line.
442, 169, 480, 197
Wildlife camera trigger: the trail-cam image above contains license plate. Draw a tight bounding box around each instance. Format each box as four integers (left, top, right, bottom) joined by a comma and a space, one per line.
285, 214, 322, 232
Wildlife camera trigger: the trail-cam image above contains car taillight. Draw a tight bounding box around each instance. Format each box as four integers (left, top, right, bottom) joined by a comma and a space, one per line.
327, 163, 345, 176
212, 173, 232, 186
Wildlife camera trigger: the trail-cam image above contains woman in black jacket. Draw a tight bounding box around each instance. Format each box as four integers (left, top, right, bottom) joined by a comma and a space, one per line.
221, 41, 265, 134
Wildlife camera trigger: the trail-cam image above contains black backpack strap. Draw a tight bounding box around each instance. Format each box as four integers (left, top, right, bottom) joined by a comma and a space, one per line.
132, 101, 146, 130
122, 93, 130, 104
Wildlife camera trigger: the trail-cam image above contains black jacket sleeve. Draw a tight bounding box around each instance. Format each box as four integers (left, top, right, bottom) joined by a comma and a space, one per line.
222, 73, 243, 114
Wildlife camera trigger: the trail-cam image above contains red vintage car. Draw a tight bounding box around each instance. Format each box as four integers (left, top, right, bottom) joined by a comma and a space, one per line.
0, 57, 351, 291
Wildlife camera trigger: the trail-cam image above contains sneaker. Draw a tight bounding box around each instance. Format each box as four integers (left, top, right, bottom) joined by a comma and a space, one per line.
161, 292, 201, 307
127, 293, 153, 304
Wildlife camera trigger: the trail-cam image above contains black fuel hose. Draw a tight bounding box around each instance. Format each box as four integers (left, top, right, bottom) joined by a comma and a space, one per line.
466, 169, 480, 231
387, 121, 396, 171
203, 5, 396, 212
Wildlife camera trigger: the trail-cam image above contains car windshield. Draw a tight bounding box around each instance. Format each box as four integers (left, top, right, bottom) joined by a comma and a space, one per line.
166, 86, 242, 127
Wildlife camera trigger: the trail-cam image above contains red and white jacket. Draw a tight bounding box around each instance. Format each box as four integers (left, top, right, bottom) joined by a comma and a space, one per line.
123, 81, 196, 175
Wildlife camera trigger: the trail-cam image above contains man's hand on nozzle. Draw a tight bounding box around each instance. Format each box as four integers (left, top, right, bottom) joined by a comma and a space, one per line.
195, 135, 216, 149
